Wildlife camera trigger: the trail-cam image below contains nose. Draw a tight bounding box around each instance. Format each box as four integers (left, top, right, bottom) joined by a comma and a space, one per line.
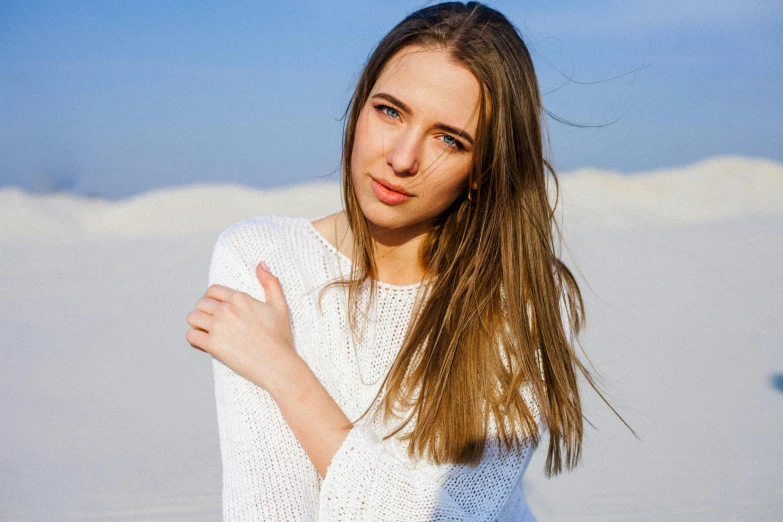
385, 128, 420, 176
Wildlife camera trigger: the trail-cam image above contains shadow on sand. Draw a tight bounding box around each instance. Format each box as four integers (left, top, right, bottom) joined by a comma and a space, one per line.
771, 373, 783, 393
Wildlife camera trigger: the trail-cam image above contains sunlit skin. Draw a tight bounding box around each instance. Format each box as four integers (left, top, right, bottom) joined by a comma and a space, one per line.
187, 45, 484, 479
314, 45, 482, 286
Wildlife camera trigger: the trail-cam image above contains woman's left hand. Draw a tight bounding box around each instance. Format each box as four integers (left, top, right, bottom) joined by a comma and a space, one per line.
186, 262, 300, 394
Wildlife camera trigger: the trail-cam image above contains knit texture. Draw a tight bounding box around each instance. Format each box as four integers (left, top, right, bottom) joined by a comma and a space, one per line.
209, 215, 541, 521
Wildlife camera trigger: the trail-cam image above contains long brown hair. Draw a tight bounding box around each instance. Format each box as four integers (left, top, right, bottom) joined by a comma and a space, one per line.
323, 1, 625, 476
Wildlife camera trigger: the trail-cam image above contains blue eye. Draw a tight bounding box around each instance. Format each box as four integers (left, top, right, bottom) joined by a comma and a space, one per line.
441, 134, 464, 150
381, 106, 400, 119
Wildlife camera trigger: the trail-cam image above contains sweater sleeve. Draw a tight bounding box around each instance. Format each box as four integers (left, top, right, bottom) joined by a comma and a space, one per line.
317, 414, 538, 521
208, 230, 320, 521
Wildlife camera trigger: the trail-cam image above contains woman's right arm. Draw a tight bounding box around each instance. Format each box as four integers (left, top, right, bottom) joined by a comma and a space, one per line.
209, 231, 320, 521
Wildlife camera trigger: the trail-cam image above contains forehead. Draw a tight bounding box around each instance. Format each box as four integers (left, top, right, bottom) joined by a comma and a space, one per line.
371, 45, 482, 133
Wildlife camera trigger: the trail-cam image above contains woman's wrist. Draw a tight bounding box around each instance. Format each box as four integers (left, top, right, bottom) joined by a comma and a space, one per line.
265, 352, 311, 400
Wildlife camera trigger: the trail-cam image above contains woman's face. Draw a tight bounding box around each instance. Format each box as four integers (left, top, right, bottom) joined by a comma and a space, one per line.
350, 45, 482, 237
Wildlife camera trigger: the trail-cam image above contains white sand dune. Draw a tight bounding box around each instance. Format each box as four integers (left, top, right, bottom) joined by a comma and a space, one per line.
1, 155, 781, 520
554, 155, 783, 227
0, 182, 343, 241
1, 155, 781, 241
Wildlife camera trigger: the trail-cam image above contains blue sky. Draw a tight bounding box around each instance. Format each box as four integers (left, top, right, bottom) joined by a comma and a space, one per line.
1, 1, 781, 199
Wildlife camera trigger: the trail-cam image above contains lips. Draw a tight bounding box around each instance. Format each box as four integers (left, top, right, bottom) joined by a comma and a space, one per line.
371, 177, 414, 197
371, 177, 413, 205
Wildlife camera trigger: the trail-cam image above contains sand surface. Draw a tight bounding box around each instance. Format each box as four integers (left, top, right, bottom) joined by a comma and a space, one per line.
1, 155, 781, 520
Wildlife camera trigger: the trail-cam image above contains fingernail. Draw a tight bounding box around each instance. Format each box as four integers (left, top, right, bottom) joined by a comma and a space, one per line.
260, 261, 270, 272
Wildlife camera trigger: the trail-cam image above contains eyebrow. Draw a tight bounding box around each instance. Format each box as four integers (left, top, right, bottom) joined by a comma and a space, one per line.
371, 92, 475, 145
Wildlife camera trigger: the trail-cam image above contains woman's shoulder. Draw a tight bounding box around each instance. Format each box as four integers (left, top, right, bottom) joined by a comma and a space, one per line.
209, 215, 333, 298
210, 215, 313, 271
216, 214, 307, 244
212, 214, 344, 280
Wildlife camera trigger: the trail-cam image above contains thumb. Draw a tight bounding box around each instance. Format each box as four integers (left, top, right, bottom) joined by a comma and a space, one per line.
256, 261, 286, 308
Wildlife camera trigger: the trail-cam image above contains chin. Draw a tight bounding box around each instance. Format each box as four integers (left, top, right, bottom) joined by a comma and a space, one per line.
359, 200, 411, 230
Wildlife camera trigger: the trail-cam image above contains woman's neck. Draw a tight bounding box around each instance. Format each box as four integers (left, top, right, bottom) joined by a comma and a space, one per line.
368, 222, 428, 286
313, 211, 428, 287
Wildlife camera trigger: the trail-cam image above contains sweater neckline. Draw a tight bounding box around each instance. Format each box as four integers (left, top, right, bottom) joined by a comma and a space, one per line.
305, 217, 423, 292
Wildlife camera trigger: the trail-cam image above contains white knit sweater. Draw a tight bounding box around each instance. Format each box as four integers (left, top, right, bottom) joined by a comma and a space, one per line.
208, 215, 540, 521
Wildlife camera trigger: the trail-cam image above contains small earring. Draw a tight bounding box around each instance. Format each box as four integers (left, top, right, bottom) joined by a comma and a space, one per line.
467, 189, 473, 202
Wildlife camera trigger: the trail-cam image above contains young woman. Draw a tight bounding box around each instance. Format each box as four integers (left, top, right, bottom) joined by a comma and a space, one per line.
186, 2, 605, 520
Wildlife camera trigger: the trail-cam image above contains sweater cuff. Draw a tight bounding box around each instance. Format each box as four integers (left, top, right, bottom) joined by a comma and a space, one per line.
318, 424, 383, 520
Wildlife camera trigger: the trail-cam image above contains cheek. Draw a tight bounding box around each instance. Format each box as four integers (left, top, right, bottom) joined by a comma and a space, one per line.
417, 171, 470, 216
435, 164, 472, 198
350, 111, 371, 175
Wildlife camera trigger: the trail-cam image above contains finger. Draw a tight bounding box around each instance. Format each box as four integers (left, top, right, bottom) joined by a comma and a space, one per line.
186, 328, 210, 353
195, 297, 220, 315
187, 310, 215, 332
256, 262, 287, 308
206, 284, 236, 302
